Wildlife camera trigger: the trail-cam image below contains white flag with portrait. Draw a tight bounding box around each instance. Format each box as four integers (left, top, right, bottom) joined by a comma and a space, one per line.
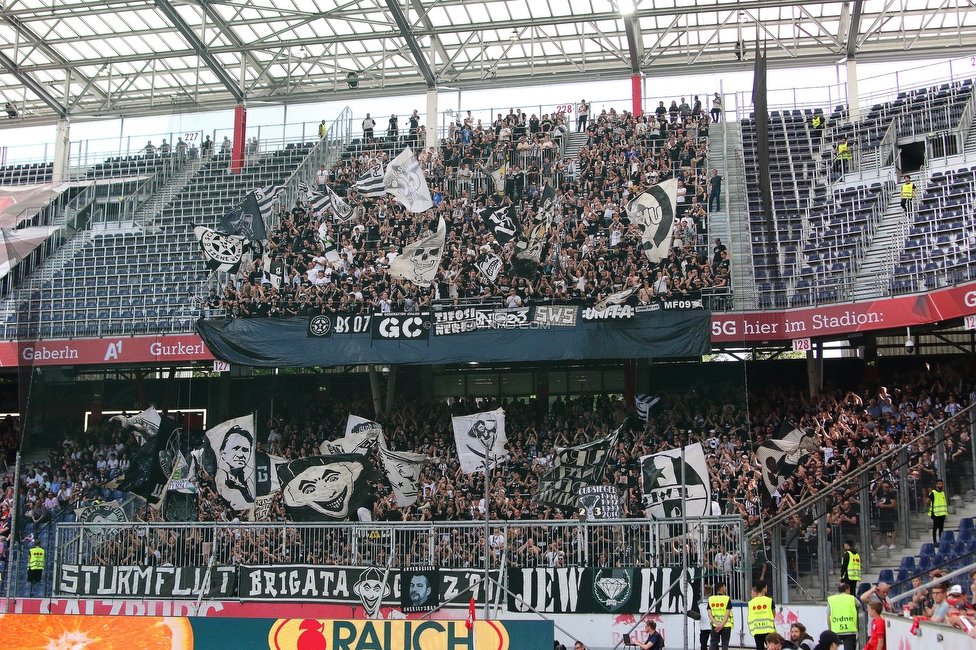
627, 178, 677, 264
452, 408, 507, 474
388, 217, 445, 287
385, 147, 433, 213
205, 414, 257, 512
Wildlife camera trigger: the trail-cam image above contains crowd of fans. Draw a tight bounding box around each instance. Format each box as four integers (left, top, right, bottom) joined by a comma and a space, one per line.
6, 363, 976, 591
205, 99, 730, 318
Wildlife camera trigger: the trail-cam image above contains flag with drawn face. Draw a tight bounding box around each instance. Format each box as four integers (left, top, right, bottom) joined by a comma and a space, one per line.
452, 408, 507, 474
388, 217, 445, 287
640, 443, 712, 519
378, 447, 431, 507
205, 414, 257, 513
277, 454, 379, 521
385, 147, 433, 213
319, 429, 379, 456
627, 178, 677, 264
476, 253, 502, 283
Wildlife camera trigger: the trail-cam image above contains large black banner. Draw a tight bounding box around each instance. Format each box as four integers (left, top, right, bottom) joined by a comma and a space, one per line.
56, 565, 237, 599
197, 309, 710, 367
507, 566, 700, 614
238, 565, 496, 605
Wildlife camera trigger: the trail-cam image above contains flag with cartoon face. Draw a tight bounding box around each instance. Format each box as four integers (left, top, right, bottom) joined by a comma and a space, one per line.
388, 217, 445, 287
452, 408, 507, 474
278, 454, 379, 521
640, 443, 711, 519
378, 446, 431, 507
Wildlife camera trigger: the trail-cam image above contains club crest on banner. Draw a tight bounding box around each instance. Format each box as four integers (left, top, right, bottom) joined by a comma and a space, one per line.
592, 568, 634, 612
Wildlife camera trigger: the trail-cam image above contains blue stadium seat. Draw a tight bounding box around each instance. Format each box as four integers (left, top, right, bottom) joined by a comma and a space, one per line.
940, 531, 955, 544
878, 569, 894, 584
920, 543, 935, 556
899, 556, 915, 571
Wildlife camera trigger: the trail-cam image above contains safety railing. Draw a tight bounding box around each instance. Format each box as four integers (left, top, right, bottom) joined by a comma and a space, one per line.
51, 516, 748, 602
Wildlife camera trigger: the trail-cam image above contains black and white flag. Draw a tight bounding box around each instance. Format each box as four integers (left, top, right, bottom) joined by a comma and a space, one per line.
328, 186, 353, 222
755, 422, 819, 495
378, 446, 431, 507
534, 428, 620, 509
479, 204, 518, 244
309, 189, 333, 215
319, 429, 379, 456
254, 183, 286, 221
594, 286, 637, 312
475, 253, 502, 283
511, 184, 555, 278
479, 161, 505, 195
109, 407, 161, 446
640, 443, 711, 519
354, 165, 386, 197
194, 226, 245, 273
385, 147, 433, 213
220, 191, 268, 241
388, 217, 445, 287
205, 414, 257, 513
116, 412, 182, 509
626, 178, 677, 264
635, 394, 660, 420
345, 414, 383, 438
278, 454, 379, 522
452, 408, 508, 474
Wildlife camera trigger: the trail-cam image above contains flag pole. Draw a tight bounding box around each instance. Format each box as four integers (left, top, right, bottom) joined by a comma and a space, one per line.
681, 444, 689, 650
483, 438, 491, 621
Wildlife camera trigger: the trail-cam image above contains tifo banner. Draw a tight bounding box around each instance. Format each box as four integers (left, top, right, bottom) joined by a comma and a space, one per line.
55, 565, 237, 599
0, 615, 553, 650
710, 280, 976, 342
507, 566, 699, 614
198, 310, 711, 366
237, 565, 489, 606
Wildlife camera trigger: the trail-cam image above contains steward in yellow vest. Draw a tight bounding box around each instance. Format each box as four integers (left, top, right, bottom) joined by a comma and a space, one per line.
708, 582, 734, 650
27, 539, 45, 596
747, 580, 775, 650
841, 540, 860, 594
927, 479, 948, 545
827, 583, 859, 650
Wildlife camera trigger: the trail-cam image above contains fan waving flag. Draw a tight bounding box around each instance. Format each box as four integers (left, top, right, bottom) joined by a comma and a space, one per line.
328, 186, 353, 222
635, 394, 660, 420
385, 147, 433, 213
511, 184, 555, 278
319, 429, 380, 456
627, 178, 677, 264
452, 408, 507, 474
220, 191, 267, 241
354, 165, 386, 197
640, 443, 711, 519
388, 217, 445, 287
116, 412, 182, 509
534, 428, 620, 509
479, 204, 518, 244
755, 422, 819, 495
277, 454, 379, 521
194, 226, 245, 273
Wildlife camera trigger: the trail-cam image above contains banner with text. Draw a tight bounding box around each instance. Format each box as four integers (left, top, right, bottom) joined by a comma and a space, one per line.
55, 565, 237, 599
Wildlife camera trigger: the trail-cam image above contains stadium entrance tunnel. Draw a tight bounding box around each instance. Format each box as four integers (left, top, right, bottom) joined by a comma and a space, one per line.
899, 141, 925, 173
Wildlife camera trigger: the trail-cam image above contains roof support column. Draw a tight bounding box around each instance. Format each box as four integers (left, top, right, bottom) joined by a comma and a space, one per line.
631, 74, 643, 117
425, 88, 438, 150
232, 104, 246, 174
846, 58, 860, 124
52, 119, 70, 183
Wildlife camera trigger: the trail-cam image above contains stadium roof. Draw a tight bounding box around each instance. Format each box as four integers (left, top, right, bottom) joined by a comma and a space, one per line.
1, 0, 975, 127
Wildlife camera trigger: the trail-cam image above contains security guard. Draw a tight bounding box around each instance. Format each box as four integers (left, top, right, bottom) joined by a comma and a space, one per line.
827, 582, 859, 650
840, 540, 860, 595
27, 537, 45, 596
708, 581, 734, 650
747, 580, 775, 650
927, 478, 948, 545
812, 114, 824, 131
900, 175, 915, 212
836, 137, 853, 173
